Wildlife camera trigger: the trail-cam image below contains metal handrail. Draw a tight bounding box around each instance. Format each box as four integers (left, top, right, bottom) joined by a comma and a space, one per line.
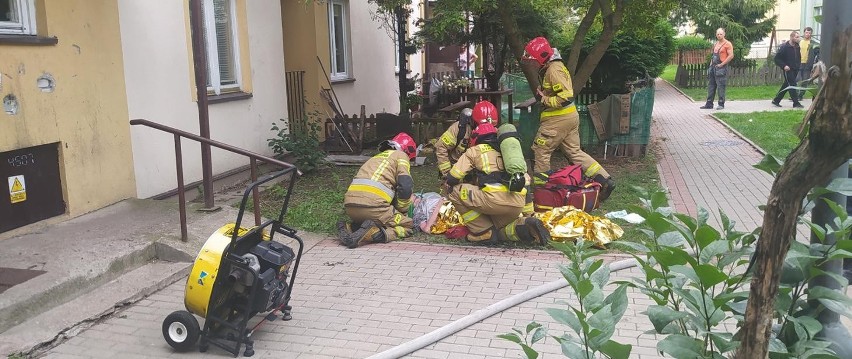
130, 119, 299, 241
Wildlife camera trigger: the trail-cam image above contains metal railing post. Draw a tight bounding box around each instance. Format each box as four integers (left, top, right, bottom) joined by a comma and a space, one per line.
250, 158, 261, 226
174, 134, 188, 241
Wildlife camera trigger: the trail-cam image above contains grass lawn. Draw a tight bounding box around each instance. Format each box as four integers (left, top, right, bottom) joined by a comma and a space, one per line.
255, 148, 664, 249
661, 65, 782, 101
714, 110, 804, 159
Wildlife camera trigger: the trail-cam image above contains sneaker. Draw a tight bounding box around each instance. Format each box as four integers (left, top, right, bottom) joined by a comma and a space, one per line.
771, 101, 782, 107
793, 103, 805, 109
699, 104, 713, 109
715, 105, 724, 110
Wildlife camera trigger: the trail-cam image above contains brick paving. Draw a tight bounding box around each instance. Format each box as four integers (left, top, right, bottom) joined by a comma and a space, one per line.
44, 79, 784, 358
653, 79, 776, 230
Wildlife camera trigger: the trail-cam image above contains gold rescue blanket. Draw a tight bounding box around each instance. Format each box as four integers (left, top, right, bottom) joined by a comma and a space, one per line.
430, 201, 623, 246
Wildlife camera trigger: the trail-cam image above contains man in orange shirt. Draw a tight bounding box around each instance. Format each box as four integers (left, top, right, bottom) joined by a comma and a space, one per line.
700, 28, 734, 110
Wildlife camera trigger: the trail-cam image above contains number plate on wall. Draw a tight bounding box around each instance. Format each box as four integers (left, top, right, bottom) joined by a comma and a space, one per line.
0, 143, 66, 233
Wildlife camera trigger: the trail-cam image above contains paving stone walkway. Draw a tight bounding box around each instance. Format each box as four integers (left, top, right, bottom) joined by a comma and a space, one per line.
43, 79, 789, 359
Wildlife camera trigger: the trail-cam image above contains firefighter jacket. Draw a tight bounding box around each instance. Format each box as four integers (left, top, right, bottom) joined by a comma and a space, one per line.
435, 122, 471, 175
344, 150, 413, 213
540, 60, 578, 120
446, 144, 534, 214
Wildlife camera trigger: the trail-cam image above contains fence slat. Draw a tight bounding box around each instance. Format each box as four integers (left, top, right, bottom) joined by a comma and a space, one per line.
679, 63, 785, 88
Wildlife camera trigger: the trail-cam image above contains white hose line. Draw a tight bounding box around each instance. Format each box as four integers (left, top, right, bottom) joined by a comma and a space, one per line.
367, 257, 639, 359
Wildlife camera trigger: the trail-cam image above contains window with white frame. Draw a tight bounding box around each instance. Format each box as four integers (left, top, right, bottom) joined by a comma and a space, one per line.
0, 0, 36, 35
328, 0, 351, 80
202, 0, 240, 94
394, 31, 400, 73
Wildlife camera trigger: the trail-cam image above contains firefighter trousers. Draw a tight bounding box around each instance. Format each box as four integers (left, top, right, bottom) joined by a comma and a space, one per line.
532, 111, 610, 178
447, 184, 524, 235
344, 205, 414, 240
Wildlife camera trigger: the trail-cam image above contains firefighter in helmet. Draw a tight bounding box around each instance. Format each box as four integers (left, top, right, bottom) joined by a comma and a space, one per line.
443, 123, 550, 245
338, 133, 417, 248
523, 36, 616, 201
434, 101, 500, 177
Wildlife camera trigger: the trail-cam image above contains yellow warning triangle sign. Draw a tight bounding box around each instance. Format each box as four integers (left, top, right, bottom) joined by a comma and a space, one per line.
11, 178, 23, 192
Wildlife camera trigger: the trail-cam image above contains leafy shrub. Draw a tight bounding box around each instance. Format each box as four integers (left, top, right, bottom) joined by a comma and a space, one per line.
267, 118, 326, 173
504, 154, 852, 358
675, 35, 712, 51
569, 20, 676, 93
502, 239, 632, 359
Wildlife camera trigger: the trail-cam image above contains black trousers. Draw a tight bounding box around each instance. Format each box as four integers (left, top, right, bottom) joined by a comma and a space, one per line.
773, 70, 800, 104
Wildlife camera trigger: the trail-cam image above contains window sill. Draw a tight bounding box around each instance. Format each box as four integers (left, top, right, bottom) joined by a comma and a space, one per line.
0, 35, 58, 46
331, 77, 356, 84
208, 91, 253, 104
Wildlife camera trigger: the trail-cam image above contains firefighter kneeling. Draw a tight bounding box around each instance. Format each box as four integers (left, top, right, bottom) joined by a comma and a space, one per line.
338, 133, 417, 248
443, 123, 550, 245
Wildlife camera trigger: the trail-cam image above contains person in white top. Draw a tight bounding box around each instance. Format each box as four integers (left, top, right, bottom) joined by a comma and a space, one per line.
458, 45, 478, 77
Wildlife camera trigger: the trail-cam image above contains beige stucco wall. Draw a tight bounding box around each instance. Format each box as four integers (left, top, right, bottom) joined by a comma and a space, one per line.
332, 1, 400, 116
0, 0, 136, 217
119, 0, 288, 198
281, 0, 329, 129
282, 0, 400, 137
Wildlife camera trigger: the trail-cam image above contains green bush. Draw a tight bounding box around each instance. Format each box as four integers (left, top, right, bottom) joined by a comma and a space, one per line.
568, 20, 676, 93
674, 35, 711, 51
267, 119, 326, 173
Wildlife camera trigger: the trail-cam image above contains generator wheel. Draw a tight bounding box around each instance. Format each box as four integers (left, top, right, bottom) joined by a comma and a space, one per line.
162, 310, 200, 352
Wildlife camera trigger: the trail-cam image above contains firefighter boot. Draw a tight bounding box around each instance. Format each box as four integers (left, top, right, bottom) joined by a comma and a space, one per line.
515, 217, 551, 245
466, 226, 504, 245
594, 174, 617, 202
337, 220, 354, 247
341, 220, 387, 248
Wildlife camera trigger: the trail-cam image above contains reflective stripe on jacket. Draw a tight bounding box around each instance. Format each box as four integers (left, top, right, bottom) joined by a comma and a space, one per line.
540, 61, 578, 119
344, 150, 412, 209
435, 122, 470, 175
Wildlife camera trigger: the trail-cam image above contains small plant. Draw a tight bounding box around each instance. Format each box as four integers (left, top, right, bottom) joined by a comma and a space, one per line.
501, 239, 632, 359
404, 92, 422, 111
619, 188, 756, 358
268, 118, 326, 173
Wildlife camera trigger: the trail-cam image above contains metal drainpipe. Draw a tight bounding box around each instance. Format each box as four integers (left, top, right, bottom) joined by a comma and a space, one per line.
189, 0, 215, 209
807, 2, 852, 355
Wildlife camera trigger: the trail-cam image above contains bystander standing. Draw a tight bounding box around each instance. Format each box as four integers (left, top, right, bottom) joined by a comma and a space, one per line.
700, 28, 734, 110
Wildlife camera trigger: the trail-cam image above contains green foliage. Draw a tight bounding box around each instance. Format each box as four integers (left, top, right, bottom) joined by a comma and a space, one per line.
675, 35, 712, 51
574, 20, 676, 93
621, 165, 852, 358
716, 111, 805, 160
502, 240, 632, 359
619, 190, 756, 357
267, 118, 326, 174
676, 0, 777, 61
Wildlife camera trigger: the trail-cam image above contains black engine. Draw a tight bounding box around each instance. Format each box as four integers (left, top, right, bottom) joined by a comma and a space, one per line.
229, 240, 295, 313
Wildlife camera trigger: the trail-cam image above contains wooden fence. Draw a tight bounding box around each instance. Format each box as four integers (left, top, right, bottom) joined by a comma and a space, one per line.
670, 49, 712, 65
323, 111, 457, 153
676, 63, 785, 88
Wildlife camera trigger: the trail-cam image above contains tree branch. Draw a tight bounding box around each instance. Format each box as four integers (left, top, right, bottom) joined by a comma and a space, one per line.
572, 0, 625, 93
735, 25, 852, 359
496, 0, 540, 93
566, 0, 601, 74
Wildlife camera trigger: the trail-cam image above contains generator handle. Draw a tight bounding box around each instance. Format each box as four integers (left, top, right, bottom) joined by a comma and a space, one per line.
273, 224, 304, 316
232, 168, 300, 244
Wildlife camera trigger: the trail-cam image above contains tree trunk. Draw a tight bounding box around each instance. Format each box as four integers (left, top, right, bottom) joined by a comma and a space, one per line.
735, 25, 852, 359
571, 0, 624, 93
496, 0, 540, 94
566, 0, 600, 74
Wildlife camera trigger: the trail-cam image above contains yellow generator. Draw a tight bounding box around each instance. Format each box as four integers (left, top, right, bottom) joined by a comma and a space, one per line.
162, 170, 303, 357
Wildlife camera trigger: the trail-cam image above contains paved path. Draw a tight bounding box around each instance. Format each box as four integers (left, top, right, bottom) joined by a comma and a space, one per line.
43, 79, 794, 359
653, 79, 797, 230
